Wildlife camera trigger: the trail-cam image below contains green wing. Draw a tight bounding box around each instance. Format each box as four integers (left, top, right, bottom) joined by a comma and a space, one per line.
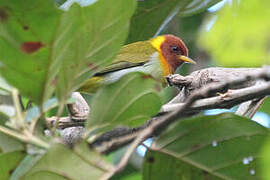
96, 41, 156, 75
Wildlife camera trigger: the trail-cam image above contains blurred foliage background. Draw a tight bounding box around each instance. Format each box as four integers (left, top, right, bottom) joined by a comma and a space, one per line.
1, 0, 270, 179
199, 0, 270, 67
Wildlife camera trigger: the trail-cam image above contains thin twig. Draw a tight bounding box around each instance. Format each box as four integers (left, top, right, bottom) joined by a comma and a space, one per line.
51, 100, 65, 136
18, 94, 25, 111
11, 89, 25, 129
0, 125, 28, 142
0, 125, 49, 149
160, 82, 270, 113
248, 97, 268, 118
235, 97, 268, 119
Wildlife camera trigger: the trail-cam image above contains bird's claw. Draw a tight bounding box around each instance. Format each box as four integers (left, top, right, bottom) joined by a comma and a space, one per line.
166, 74, 178, 86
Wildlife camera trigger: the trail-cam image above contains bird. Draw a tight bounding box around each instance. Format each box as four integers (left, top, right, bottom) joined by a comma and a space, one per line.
79, 34, 196, 93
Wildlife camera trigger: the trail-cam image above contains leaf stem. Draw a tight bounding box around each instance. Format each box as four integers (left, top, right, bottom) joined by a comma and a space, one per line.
12, 88, 25, 129
0, 125, 28, 142
24, 129, 50, 149
0, 125, 49, 149
51, 100, 65, 135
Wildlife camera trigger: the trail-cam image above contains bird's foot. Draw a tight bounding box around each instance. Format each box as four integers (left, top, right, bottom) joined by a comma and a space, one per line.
166, 74, 193, 87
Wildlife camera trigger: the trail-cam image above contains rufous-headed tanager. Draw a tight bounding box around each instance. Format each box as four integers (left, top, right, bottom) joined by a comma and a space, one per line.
79, 34, 195, 93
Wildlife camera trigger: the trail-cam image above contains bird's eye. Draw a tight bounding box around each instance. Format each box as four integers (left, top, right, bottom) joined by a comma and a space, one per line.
170, 46, 181, 54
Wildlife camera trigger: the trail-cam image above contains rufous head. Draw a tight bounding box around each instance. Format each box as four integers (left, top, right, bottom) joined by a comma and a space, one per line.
151, 34, 196, 75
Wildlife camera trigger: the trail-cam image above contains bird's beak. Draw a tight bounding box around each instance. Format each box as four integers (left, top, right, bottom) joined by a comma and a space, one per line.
179, 55, 196, 64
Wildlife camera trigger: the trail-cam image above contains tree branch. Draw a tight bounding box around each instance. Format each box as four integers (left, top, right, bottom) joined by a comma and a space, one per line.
45, 67, 270, 154
106, 66, 270, 178
160, 81, 270, 113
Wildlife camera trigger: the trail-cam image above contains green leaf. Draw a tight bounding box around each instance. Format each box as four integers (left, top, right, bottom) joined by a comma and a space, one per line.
0, 127, 25, 179
144, 150, 221, 180
0, 151, 26, 180
260, 136, 270, 180
0, 132, 24, 153
87, 72, 162, 132
22, 172, 68, 180
143, 113, 268, 180
10, 154, 42, 180
126, 0, 221, 43
180, 0, 221, 16
55, 0, 137, 103
111, 164, 142, 180
198, 0, 270, 67
0, 111, 9, 125
22, 142, 113, 180
258, 97, 270, 115
0, 0, 62, 105
0, 76, 12, 95
0, 94, 14, 118
0, 0, 136, 106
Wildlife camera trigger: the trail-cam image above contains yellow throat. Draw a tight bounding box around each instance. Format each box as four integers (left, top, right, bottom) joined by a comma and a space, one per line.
150, 36, 172, 76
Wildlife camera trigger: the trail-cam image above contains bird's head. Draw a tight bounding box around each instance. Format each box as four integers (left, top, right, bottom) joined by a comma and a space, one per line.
150, 34, 196, 76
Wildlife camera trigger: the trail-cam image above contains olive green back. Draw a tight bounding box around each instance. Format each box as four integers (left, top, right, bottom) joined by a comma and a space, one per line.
79, 41, 157, 93
96, 41, 156, 75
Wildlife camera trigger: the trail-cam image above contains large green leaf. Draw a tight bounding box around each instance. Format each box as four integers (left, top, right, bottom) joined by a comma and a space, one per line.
144, 150, 221, 180
0, 130, 25, 180
126, 0, 221, 43
0, 76, 12, 95
179, 0, 221, 16
0, 0, 62, 105
143, 113, 268, 180
55, 0, 137, 102
0, 0, 136, 106
22, 142, 113, 180
0, 151, 26, 180
198, 0, 270, 67
258, 97, 270, 115
87, 72, 162, 132
0, 111, 9, 125
260, 136, 270, 180
111, 164, 142, 180
0, 94, 14, 119
0, 92, 12, 125
0, 131, 24, 153
10, 154, 42, 180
